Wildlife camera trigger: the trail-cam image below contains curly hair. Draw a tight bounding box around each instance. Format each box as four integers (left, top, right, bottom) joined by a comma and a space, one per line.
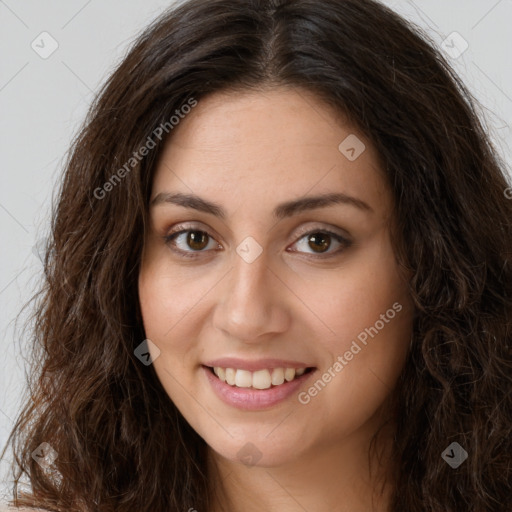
2, 0, 511, 510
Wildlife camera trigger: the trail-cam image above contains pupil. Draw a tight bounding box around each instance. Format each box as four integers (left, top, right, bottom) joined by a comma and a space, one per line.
308, 233, 330, 253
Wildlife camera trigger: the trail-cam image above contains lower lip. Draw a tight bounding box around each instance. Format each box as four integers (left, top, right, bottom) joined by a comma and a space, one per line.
202, 365, 315, 411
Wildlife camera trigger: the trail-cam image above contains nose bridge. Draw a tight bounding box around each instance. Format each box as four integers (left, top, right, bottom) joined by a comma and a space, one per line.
213, 241, 288, 342
231, 247, 270, 303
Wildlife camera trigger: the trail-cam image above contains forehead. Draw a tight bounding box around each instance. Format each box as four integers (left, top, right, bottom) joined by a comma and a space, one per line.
151, 87, 392, 219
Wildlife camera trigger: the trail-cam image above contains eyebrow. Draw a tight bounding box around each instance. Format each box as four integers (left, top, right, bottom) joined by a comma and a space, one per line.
150, 191, 373, 219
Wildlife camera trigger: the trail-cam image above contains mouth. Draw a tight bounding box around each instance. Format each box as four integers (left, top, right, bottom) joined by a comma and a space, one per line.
203, 365, 316, 390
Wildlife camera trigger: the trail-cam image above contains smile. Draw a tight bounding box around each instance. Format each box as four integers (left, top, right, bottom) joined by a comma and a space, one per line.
210, 366, 311, 389
202, 364, 317, 410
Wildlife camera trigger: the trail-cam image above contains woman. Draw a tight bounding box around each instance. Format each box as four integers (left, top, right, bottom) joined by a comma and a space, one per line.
2, 0, 511, 510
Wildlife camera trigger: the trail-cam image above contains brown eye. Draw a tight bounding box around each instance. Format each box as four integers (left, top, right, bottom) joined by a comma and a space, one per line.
307, 232, 331, 253
164, 225, 351, 260
187, 230, 209, 250
164, 228, 220, 258
290, 229, 351, 257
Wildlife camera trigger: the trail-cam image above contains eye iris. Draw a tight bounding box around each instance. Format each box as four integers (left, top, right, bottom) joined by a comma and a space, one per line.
308, 232, 330, 253
188, 231, 209, 250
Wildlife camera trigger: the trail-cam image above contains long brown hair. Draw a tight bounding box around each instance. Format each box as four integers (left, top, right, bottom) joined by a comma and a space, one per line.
3, 0, 512, 510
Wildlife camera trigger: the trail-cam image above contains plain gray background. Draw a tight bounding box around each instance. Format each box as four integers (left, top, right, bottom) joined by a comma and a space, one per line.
1, 0, 511, 498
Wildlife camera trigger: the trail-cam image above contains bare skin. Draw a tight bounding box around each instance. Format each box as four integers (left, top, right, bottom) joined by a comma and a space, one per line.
138, 86, 414, 512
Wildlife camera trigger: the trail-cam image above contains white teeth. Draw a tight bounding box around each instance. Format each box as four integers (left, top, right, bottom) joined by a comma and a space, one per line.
271, 367, 284, 386
284, 368, 296, 382
212, 366, 308, 389
216, 367, 226, 381
235, 369, 252, 388
252, 369, 272, 389
225, 368, 236, 386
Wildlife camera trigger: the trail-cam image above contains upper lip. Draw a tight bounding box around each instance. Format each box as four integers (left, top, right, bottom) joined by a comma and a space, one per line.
203, 357, 315, 372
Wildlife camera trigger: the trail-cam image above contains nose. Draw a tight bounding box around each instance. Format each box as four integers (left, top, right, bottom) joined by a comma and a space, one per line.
212, 246, 290, 343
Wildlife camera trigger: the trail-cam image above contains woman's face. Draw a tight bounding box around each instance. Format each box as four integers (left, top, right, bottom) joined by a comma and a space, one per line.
138, 87, 414, 467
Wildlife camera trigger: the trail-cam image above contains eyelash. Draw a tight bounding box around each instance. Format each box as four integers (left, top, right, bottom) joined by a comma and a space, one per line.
162, 224, 352, 260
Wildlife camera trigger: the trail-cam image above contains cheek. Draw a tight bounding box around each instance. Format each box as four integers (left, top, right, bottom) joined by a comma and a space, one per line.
295, 232, 412, 415
138, 263, 202, 407
297, 230, 411, 351
138, 250, 208, 351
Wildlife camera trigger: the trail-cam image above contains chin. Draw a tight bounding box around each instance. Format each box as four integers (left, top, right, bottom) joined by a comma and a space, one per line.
206, 430, 306, 468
